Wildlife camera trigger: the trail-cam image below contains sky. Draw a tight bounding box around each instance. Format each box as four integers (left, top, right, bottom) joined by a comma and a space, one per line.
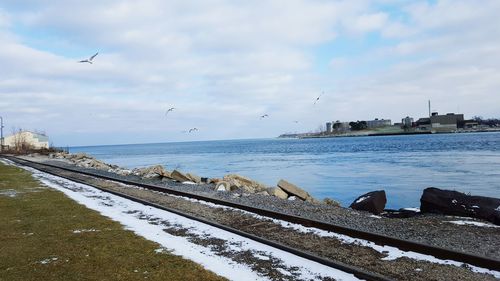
0, 0, 499, 146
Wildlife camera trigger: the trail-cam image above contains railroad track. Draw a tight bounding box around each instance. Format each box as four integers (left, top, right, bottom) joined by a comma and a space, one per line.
4, 156, 500, 278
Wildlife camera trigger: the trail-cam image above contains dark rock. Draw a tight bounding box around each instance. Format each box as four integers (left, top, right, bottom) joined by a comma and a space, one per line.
420, 187, 500, 225
350, 190, 387, 215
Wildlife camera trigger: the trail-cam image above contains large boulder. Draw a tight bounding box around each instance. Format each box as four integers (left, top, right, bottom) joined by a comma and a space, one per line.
186, 173, 202, 184
271, 187, 288, 200
171, 170, 193, 183
215, 181, 231, 191
277, 179, 309, 200
132, 165, 169, 179
349, 190, 387, 215
223, 174, 267, 193
420, 187, 500, 225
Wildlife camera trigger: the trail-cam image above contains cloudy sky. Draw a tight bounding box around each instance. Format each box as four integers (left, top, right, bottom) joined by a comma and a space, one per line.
1, 0, 499, 146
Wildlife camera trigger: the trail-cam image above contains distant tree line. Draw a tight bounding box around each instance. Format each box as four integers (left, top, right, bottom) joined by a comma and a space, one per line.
349, 121, 367, 131
472, 116, 500, 127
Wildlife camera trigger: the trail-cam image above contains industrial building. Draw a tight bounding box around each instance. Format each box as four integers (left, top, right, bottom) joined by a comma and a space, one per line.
326, 122, 332, 133
402, 116, 414, 128
332, 121, 350, 132
3, 131, 50, 150
429, 112, 464, 132
366, 118, 391, 128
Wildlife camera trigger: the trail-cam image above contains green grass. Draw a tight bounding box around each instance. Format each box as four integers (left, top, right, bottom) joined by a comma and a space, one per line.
0, 162, 226, 281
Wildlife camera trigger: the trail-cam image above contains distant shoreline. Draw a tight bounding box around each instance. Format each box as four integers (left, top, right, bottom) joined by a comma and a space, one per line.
279, 128, 500, 139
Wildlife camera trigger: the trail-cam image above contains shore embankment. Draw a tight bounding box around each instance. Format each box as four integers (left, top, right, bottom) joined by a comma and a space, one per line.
2, 155, 500, 280
10, 153, 500, 256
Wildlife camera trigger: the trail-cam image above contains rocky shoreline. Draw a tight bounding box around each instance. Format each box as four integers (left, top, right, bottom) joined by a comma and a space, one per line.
45, 151, 340, 206
41, 151, 500, 226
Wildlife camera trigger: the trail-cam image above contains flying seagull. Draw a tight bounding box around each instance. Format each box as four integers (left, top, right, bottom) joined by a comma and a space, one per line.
314, 91, 324, 105
188, 128, 198, 133
78, 52, 99, 64
165, 107, 175, 117
293, 120, 299, 123
260, 114, 269, 119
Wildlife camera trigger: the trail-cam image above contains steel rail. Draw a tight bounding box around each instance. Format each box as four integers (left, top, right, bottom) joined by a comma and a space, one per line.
4, 156, 500, 272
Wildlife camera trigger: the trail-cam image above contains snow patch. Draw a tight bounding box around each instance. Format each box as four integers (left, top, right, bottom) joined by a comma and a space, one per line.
355, 196, 369, 204
401, 208, 420, 212
39, 257, 58, 264
72, 229, 100, 233
182, 181, 196, 185
0, 189, 19, 198
276, 268, 292, 276
446, 220, 500, 228
253, 253, 271, 261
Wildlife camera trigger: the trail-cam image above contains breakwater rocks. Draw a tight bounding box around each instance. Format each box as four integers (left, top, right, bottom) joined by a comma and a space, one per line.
45, 152, 500, 224
46, 152, 338, 206
349, 190, 387, 215
421, 187, 500, 225
348, 188, 500, 225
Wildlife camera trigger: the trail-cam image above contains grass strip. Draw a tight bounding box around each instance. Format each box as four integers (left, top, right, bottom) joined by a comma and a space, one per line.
0, 162, 226, 281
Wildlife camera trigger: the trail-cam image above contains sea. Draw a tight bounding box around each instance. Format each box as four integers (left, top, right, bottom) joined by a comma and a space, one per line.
70, 132, 500, 209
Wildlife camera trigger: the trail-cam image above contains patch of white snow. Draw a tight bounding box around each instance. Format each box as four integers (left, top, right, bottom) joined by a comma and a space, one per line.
182, 181, 196, 185
401, 208, 420, 212
355, 196, 369, 204
446, 220, 500, 228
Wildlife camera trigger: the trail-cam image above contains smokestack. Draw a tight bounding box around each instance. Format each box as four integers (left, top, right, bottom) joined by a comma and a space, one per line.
428, 100, 431, 117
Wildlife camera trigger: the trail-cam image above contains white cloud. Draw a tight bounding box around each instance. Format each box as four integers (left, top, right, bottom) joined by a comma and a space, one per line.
0, 0, 499, 145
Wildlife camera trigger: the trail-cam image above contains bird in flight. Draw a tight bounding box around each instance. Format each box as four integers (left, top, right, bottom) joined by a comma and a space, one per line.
260, 114, 269, 119
293, 120, 299, 123
314, 91, 324, 105
165, 107, 175, 117
78, 52, 99, 64
188, 128, 198, 133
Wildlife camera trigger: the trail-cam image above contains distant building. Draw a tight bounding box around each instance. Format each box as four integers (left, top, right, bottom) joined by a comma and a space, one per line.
402, 116, 414, 128
415, 117, 431, 131
430, 112, 464, 131
4, 131, 49, 150
332, 121, 350, 132
326, 122, 332, 133
366, 118, 391, 128
460, 119, 480, 129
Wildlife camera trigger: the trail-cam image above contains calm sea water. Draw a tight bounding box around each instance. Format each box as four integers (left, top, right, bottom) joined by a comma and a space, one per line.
70, 132, 500, 209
